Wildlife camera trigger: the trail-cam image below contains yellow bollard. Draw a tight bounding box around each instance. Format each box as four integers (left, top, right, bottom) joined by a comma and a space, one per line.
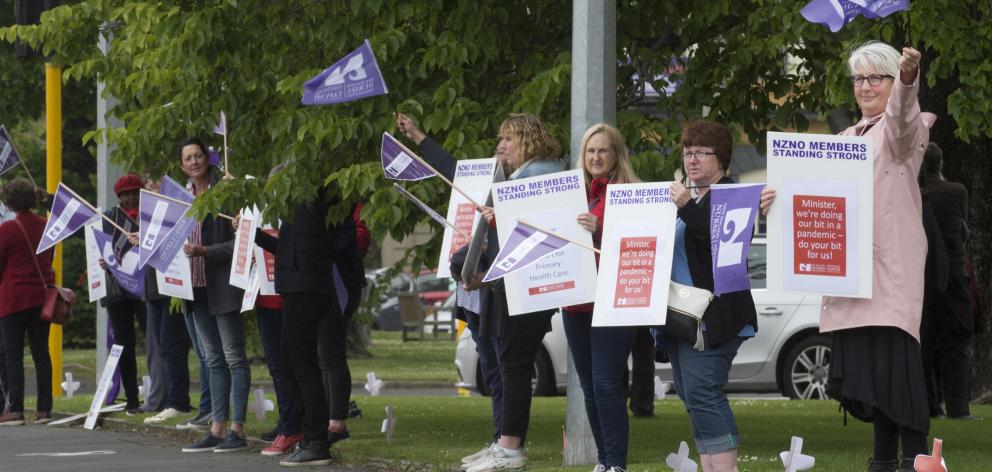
46, 63, 63, 398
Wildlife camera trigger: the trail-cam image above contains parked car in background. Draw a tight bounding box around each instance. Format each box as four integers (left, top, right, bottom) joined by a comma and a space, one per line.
454, 239, 831, 399
369, 268, 456, 331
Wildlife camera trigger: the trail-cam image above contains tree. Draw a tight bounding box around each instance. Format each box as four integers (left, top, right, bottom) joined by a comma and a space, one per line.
3, 0, 990, 397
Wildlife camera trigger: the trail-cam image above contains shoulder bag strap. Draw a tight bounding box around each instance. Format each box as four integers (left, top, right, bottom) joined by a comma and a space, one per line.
13, 218, 48, 288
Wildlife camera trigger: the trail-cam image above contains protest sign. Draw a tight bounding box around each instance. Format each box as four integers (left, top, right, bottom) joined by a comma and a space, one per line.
710, 183, 764, 295
241, 262, 260, 313
84, 222, 107, 302
483, 220, 570, 282
437, 158, 496, 278
92, 228, 145, 297
85, 344, 123, 430
38, 183, 100, 254
229, 206, 260, 289
592, 183, 677, 327
146, 176, 196, 272
0, 125, 23, 176
801, 0, 909, 32
302, 39, 389, 105
255, 226, 278, 296
766, 131, 873, 298
491, 169, 596, 315
138, 189, 191, 270
155, 251, 194, 301
381, 132, 435, 181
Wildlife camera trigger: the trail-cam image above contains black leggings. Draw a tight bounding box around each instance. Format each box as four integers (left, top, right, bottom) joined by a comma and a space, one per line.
873, 407, 928, 461
318, 294, 353, 421
1, 306, 51, 413
106, 299, 147, 409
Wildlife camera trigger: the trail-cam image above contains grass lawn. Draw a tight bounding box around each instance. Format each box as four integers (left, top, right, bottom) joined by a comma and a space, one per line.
26, 392, 991, 471
53, 330, 457, 386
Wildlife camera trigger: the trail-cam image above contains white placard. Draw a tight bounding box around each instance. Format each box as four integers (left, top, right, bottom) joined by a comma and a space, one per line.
766, 131, 873, 298
255, 226, 278, 296
155, 251, 194, 301
437, 158, 497, 278
592, 183, 677, 327
85, 344, 124, 430
229, 206, 260, 289
241, 262, 260, 313
491, 169, 597, 315
84, 223, 107, 302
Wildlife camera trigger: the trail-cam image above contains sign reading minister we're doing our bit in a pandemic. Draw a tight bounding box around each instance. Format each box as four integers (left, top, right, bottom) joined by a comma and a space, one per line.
491, 169, 597, 315
766, 131, 873, 298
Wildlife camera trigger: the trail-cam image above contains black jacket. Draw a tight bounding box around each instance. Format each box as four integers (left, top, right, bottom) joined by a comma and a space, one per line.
677, 176, 758, 346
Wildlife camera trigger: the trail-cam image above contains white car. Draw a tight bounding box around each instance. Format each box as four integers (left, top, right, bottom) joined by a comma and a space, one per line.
453, 239, 832, 399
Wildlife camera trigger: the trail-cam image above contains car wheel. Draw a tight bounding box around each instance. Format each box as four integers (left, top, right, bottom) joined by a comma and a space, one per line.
532, 347, 556, 396
782, 335, 831, 400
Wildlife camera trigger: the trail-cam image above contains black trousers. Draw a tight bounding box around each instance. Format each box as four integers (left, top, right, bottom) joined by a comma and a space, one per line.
320, 288, 356, 421
498, 309, 554, 438
106, 299, 147, 409
921, 273, 974, 417
628, 327, 655, 415
281, 292, 338, 445
1, 306, 51, 413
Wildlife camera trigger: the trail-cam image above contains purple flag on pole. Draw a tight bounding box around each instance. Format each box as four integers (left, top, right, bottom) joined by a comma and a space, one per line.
391, 183, 449, 228
483, 221, 570, 283
0, 126, 23, 176
801, 0, 909, 32
301, 39, 389, 106
213, 111, 227, 136
208, 148, 222, 167
710, 184, 763, 295
146, 176, 196, 272
37, 183, 99, 254
138, 189, 192, 270
381, 132, 435, 181
92, 227, 146, 297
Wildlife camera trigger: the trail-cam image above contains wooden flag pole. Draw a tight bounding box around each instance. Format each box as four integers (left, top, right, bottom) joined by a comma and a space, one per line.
516, 217, 601, 255
391, 183, 470, 239
386, 132, 485, 210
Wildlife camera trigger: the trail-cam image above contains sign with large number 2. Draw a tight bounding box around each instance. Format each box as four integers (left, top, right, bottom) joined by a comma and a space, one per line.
717, 208, 752, 268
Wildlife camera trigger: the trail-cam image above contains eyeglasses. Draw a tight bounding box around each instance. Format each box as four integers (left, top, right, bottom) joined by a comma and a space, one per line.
682, 151, 717, 160
849, 74, 894, 87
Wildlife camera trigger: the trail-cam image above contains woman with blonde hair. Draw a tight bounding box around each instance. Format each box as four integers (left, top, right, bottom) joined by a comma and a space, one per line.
562, 123, 640, 472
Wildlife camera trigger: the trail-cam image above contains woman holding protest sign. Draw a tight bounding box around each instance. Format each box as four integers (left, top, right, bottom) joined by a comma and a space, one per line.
561, 123, 640, 472
659, 120, 762, 472
819, 42, 935, 472
174, 137, 250, 454
397, 112, 564, 472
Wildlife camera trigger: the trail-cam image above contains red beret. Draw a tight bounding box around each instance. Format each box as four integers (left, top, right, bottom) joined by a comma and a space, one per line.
114, 174, 144, 195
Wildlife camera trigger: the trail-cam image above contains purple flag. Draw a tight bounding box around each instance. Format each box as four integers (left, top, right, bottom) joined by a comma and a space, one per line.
381, 132, 435, 181
801, 0, 909, 32
301, 39, 389, 106
208, 148, 221, 167
0, 126, 23, 176
391, 183, 450, 228
213, 111, 227, 136
483, 221, 569, 283
92, 227, 146, 297
146, 176, 196, 272
138, 189, 192, 270
37, 183, 99, 254
710, 184, 763, 295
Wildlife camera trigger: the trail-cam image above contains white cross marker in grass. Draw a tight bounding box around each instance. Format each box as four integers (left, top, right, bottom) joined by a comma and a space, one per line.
780, 436, 815, 471
250, 387, 274, 422
364, 372, 384, 396
61, 372, 81, 399
381, 405, 397, 445
666, 441, 698, 472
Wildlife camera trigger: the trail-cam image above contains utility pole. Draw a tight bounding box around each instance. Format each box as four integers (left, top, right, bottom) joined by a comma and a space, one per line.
565, 0, 616, 466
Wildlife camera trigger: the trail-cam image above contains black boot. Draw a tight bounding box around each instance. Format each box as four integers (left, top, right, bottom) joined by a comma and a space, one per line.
898, 457, 916, 471
866, 458, 898, 472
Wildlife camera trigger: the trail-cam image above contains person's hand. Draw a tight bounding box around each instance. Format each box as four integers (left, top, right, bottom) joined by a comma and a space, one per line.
480, 206, 496, 225
669, 182, 691, 208
463, 273, 485, 291
126, 232, 139, 246
98, 258, 107, 270
395, 112, 427, 145
899, 47, 921, 84
759, 186, 777, 216
183, 243, 207, 257
576, 212, 598, 233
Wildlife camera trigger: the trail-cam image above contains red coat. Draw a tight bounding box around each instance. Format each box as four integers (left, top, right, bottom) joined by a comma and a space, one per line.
563, 178, 609, 314
0, 212, 55, 318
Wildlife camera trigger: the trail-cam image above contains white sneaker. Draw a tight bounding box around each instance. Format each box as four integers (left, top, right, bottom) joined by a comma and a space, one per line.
143, 407, 184, 424
465, 445, 526, 472
606, 468, 626, 472
462, 444, 494, 465
592, 465, 607, 472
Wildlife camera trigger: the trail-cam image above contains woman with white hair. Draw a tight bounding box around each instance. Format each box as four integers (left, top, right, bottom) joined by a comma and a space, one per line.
823, 41, 936, 472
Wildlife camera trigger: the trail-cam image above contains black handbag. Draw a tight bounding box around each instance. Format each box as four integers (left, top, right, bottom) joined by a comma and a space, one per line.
665, 281, 712, 351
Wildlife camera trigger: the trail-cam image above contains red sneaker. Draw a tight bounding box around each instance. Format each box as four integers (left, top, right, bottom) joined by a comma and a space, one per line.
260, 433, 303, 456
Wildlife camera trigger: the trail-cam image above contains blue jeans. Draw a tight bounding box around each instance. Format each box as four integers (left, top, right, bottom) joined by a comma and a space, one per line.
184, 310, 212, 415
466, 311, 502, 443
256, 306, 301, 435
146, 299, 192, 412
663, 334, 744, 454
563, 311, 636, 468
192, 307, 250, 424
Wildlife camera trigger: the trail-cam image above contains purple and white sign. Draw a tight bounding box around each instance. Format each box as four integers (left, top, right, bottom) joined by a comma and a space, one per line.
213, 111, 227, 136
302, 39, 389, 106
138, 189, 192, 271
146, 176, 196, 272
37, 183, 99, 254
801, 0, 909, 32
710, 183, 763, 295
381, 132, 435, 181
92, 227, 146, 297
483, 221, 569, 283
0, 126, 23, 176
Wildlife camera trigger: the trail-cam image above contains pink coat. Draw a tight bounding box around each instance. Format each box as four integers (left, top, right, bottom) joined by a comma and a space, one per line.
820, 74, 936, 341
